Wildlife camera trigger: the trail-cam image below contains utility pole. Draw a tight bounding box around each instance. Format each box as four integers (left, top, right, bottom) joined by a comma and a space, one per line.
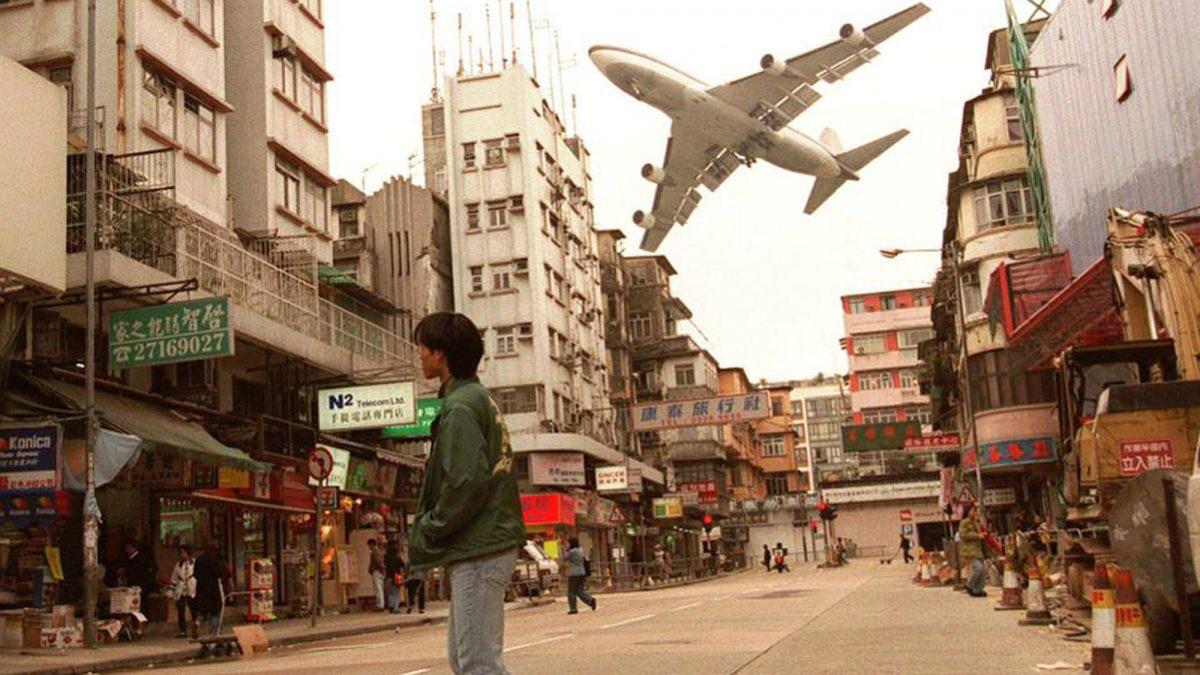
950, 242, 986, 523
82, 0, 99, 649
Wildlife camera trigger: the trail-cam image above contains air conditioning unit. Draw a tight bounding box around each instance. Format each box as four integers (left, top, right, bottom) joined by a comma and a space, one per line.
513, 258, 529, 275
961, 270, 980, 285
505, 134, 521, 151
272, 36, 298, 59
508, 195, 524, 213
517, 323, 534, 338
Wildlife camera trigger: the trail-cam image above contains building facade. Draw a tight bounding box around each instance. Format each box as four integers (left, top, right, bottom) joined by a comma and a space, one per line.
596, 229, 636, 456
789, 376, 851, 488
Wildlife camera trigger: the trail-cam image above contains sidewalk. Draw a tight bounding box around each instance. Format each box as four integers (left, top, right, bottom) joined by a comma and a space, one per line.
0, 602, 474, 675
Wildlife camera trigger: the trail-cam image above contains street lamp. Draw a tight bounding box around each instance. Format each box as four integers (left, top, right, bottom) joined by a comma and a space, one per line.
879, 244, 987, 524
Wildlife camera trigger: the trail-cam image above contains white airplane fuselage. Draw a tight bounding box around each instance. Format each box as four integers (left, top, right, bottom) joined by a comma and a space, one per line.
589, 46, 844, 179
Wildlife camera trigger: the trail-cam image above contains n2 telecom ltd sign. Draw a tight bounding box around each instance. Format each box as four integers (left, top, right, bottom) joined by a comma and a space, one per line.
318, 381, 417, 431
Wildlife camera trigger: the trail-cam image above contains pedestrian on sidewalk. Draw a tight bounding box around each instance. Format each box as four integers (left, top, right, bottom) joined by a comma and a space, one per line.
384, 542, 403, 613
565, 538, 597, 615
762, 544, 771, 572
772, 543, 790, 573
959, 506, 986, 597
168, 545, 197, 638
404, 566, 426, 614
407, 313, 526, 675
368, 539, 387, 611
900, 534, 913, 563
193, 543, 228, 636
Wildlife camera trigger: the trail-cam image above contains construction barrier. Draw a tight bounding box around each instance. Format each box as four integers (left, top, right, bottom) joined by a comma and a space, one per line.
1112, 567, 1157, 674
1018, 565, 1054, 626
1091, 563, 1115, 675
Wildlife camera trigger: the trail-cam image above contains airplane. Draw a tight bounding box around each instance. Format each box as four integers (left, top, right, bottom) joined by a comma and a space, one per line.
589, 3, 930, 252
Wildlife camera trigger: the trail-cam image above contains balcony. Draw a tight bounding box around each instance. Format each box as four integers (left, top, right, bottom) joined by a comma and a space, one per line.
65, 150, 417, 375
843, 305, 930, 335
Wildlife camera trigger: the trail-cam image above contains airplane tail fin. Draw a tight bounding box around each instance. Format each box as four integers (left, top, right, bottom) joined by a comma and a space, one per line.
804, 129, 910, 215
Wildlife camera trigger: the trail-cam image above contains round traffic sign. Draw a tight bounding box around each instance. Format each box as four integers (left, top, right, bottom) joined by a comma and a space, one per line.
308, 447, 334, 482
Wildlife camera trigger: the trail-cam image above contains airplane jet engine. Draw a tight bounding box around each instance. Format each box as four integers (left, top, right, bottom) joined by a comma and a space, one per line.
632, 210, 656, 229
641, 163, 668, 184
760, 53, 786, 76
839, 24, 867, 46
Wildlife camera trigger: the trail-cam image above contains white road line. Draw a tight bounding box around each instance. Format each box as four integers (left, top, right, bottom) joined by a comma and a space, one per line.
399, 669, 430, 675
712, 595, 731, 601
304, 640, 403, 654
601, 614, 656, 629
669, 601, 704, 612
504, 633, 575, 653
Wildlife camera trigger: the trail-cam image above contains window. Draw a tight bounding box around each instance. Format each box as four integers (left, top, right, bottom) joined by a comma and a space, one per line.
547, 328, 558, 358
772, 398, 784, 416
48, 66, 73, 113
469, 266, 484, 293
487, 202, 508, 229
181, 95, 215, 161
900, 368, 919, 390
179, 0, 215, 37
859, 371, 894, 391
848, 298, 865, 314
862, 408, 898, 424
304, 182, 327, 232
880, 295, 896, 310
484, 139, 505, 168
1003, 93, 1023, 142
492, 265, 512, 291
495, 327, 516, 355
766, 474, 790, 496
141, 69, 176, 136
809, 421, 841, 442
963, 269, 983, 316
852, 333, 887, 355
557, 334, 569, 360
761, 436, 787, 457
968, 349, 1057, 413
464, 203, 480, 231
899, 328, 933, 350
913, 292, 931, 307
1113, 55, 1132, 103
629, 265, 653, 286
903, 406, 932, 425
300, 68, 324, 122
496, 386, 538, 414
337, 207, 359, 238
629, 312, 652, 340
299, 0, 321, 19
274, 159, 301, 213
806, 396, 847, 419
674, 364, 695, 386
972, 177, 1033, 231
791, 400, 804, 415
274, 51, 296, 99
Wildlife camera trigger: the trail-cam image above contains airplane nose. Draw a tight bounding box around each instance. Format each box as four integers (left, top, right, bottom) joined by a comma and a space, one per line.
588, 46, 616, 73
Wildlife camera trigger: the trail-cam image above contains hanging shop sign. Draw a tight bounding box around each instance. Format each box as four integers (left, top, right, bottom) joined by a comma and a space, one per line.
596, 465, 629, 492
677, 480, 719, 504
0, 424, 60, 493
317, 381, 417, 432
962, 436, 1056, 471
841, 421, 922, 452
318, 486, 340, 511
380, 398, 443, 439
193, 463, 219, 489
529, 452, 586, 487
218, 467, 250, 489
652, 497, 684, 520
521, 493, 577, 527
631, 390, 771, 432
308, 445, 350, 489
983, 488, 1018, 506
115, 452, 189, 490
344, 457, 378, 494
108, 297, 233, 369
821, 480, 940, 505
904, 433, 961, 453
1118, 439, 1175, 477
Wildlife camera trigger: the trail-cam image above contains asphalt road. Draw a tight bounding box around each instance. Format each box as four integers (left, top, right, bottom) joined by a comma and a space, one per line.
143, 561, 1088, 674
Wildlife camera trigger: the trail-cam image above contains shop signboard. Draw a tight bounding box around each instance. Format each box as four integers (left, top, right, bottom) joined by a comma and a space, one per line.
193, 463, 218, 489
822, 480, 940, 505
529, 452, 586, 487
0, 424, 59, 493
673, 490, 700, 507
521, 493, 576, 527
595, 465, 628, 492
652, 497, 684, 519
983, 488, 1017, 506
344, 457, 378, 494
317, 381, 417, 432
380, 398, 443, 439
318, 486, 340, 511
904, 433, 961, 453
677, 480, 719, 504
1118, 439, 1175, 476
841, 421, 922, 452
631, 390, 771, 432
962, 436, 1056, 471
108, 297, 233, 369
218, 467, 250, 489
308, 445, 350, 489
116, 452, 188, 490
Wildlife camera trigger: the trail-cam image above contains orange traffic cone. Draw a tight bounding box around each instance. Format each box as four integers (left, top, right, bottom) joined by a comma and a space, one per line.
920, 557, 933, 586
1112, 568, 1157, 674
995, 557, 1024, 611
1091, 563, 1115, 675
1018, 565, 1053, 626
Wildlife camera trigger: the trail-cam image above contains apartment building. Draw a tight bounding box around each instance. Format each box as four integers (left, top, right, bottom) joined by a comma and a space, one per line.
788, 376, 852, 488
596, 228, 636, 455
754, 385, 805, 497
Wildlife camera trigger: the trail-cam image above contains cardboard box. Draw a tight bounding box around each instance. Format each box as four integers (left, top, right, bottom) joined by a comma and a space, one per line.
51, 604, 75, 628
97, 619, 122, 644
110, 586, 141, 614
40, 626, 83, 649
2, 614, 23, 648
22, 609, 45, 649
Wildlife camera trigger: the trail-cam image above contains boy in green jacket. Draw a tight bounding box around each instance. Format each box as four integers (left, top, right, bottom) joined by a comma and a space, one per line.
407, 313, 526, 673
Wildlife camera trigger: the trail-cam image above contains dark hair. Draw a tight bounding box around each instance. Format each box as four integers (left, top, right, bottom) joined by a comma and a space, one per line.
368, 539, 377, 547
413, 312, 484, 379
178, 545, 191, 555
569, 537, 580, 549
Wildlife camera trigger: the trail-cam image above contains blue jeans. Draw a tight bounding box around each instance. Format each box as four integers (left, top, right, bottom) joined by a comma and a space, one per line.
966, 557, 985, 594
386, 578, 402, 612
446, 548, 518, 675
567, 576, 594, 613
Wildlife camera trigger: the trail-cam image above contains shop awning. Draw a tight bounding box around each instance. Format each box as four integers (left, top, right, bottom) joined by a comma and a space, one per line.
1006, 258, 1124, 370
511, 432, 664, 485
31, 377, 269, 472
190, 489, 314, 514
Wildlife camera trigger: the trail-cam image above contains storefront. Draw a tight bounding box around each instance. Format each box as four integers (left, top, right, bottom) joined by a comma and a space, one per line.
521, 493, 576, 560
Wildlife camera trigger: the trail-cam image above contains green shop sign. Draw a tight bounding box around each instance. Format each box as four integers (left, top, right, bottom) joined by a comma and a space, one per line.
108, 297, 233, 369
381, 398, 443, 439
841, 420, 922, 452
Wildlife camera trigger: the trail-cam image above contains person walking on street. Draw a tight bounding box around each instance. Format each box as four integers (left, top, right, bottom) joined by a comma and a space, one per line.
772, 543, 790, 573
565, 538, 597, 615
193, 543, 228, 636
404, 565, 426, 614
761, 544, 771, 572
169, 546, 196, 638
384, 542, 403, 613
959, 506, 987, 597
900, 534, 913, 564
368, 539, 387, 611
407, 313, 526, 674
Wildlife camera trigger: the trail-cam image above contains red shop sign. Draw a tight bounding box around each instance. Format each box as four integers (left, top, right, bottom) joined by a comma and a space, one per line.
521, 493, 577, 527
1118, 439, 1174, 477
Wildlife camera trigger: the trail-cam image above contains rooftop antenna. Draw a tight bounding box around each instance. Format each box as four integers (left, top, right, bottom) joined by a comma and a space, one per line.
456, 13, 464, 76
525, 0, 537, 79
467, 33, 474, 74
428, 0, 440, 101
509, 3, 517, 67
485, 3, 494, 71
533, 18, 553, 108
571, 94, 578, 137
496, 0, 506, 68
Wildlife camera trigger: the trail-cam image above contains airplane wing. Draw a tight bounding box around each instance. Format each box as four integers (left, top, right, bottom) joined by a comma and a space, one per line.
706, 3, 930, 129
638, 122, 743, 252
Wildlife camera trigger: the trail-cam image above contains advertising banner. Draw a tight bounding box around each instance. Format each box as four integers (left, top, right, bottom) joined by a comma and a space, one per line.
318, 381, 417, 432
529, 452, 586, 486
521, 493, 577, 527
904, 433, 961, 453
841, 421, 922, 452
109, 297, 233, 369
652, 497, 684, 519
962, 436, 1056, 471
822, 480, 940, 505
631, 391, 770, 432
677, 480, 719, 504
596, 465, 628, 492
0, 424, 59, 493
381, 398, 443, 439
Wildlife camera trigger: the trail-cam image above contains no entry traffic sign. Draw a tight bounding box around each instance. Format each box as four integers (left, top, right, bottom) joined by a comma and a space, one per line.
308, 447, 334, 482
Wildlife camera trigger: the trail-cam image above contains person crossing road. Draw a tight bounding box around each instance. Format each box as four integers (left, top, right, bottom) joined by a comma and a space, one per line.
565, 538, 597, 615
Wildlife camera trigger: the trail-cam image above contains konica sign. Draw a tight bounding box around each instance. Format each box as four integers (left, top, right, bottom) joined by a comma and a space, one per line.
0, 424, 60, 494
317, 381, 417, 432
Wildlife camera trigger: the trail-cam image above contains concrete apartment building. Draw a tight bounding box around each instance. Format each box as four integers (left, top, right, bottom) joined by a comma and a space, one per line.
596, 228, 637, 455
754, 385, 805, 497
719, 368, 767, 506
788, 376, 852, 488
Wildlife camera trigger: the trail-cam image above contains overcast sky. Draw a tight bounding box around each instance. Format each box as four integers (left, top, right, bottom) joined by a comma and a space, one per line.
325, 0, 1055, 384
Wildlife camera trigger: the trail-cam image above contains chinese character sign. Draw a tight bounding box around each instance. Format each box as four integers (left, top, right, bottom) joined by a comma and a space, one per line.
1118, 439, 1175, 477
962, 436, 1056, 471
595, 466, 629, 492
317, 381, 417, 432
108, 297, 234, 369
631, 391, 770, 432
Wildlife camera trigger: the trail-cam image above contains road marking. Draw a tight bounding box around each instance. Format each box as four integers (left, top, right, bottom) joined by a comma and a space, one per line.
505, 634, 575, 653
305, 640, 403, 654
400, 669, 431, 675
712, 595, 731, 601
670, 601, 704, 612
601, 614, 656, 629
